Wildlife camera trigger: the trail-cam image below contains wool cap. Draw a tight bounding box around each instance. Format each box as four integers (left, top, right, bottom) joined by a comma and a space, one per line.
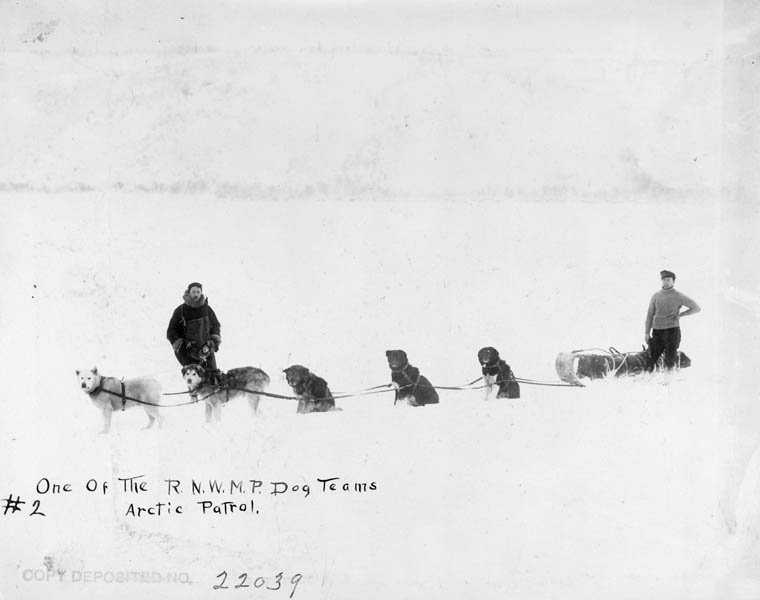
659, 270, 676, 280
187, 281, 203, 291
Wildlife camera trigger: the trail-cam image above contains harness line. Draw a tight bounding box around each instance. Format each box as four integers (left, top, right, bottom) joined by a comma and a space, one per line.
93, 370, 580, 409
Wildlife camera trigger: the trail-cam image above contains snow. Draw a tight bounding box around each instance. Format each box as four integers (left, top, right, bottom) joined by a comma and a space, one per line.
0, 376, 733, 599
0, 1, 757, 598
0, 198, 743, 600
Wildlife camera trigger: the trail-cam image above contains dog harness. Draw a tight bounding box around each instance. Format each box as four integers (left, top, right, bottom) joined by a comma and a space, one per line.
88, 377, 128, 411
391, 364, 422, 405
481, 361, 516, 385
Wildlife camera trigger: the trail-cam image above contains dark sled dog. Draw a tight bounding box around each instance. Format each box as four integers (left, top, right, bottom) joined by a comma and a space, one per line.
477, 346, 520, 399
182, 363, 270, 422
385, 349, 439, 407
282, 365, 337, 414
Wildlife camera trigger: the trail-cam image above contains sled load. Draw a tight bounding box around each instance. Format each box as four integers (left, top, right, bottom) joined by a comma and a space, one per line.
555, 347, 691, 386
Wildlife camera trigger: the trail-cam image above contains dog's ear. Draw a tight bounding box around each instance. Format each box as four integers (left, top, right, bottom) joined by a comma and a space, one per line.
75, 369, 80, 376
91, 366, 98, 374
385, 350, 392, 357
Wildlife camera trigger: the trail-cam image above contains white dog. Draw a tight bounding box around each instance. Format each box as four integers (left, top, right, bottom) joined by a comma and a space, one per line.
76, 367, 163, 433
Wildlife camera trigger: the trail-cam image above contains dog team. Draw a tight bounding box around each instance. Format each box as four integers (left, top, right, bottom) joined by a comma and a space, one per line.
76, 345, 520, 433
78, 271, 699, 432
77, 281, 520, 432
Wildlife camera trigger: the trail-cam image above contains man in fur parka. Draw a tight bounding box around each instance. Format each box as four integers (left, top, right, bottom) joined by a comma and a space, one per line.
166, 282, 222, 377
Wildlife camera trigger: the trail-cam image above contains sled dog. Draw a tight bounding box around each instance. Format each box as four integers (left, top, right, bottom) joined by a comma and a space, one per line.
385, 350, 439, 406
76, 366, 163, 433
182, 364, 270, 423
477, 346, 520, 400
282, 365, 336, 414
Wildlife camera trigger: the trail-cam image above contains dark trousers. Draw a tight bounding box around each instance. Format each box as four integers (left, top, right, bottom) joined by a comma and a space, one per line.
647, 327, 681, 371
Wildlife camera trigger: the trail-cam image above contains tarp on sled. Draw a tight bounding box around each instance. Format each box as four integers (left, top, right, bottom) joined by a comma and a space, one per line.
555, 347, 691, 386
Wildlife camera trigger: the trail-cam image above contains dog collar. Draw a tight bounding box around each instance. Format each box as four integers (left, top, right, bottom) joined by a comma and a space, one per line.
87, 380, 104, 395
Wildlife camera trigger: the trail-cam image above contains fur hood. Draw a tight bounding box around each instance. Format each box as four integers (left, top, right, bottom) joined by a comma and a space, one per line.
182, 291, 208, 309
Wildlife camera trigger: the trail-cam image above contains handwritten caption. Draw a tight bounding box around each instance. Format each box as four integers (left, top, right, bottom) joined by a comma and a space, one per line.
3, 476, 378, 518
213, 571, 302, 597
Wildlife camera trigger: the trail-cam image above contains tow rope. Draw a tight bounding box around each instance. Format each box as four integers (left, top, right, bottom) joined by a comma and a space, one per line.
101, 371, 580, 410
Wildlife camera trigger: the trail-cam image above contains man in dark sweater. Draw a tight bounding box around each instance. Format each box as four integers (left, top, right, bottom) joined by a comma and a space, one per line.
166, 282, 222, 378
644, 270, 700, 371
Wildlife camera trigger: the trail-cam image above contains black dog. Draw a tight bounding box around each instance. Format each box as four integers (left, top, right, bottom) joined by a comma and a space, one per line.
477, 346, 520, 399
283, 365, 336, 414
385, 350, 439, 407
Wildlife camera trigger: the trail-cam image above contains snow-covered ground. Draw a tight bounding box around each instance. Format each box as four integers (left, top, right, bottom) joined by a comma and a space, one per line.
0, 375, 734, 600
1, 1, 758, 598
0, 197, 746, 600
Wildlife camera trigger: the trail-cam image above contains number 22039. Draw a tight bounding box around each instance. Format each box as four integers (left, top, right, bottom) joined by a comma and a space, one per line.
213, 571, 303, 598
